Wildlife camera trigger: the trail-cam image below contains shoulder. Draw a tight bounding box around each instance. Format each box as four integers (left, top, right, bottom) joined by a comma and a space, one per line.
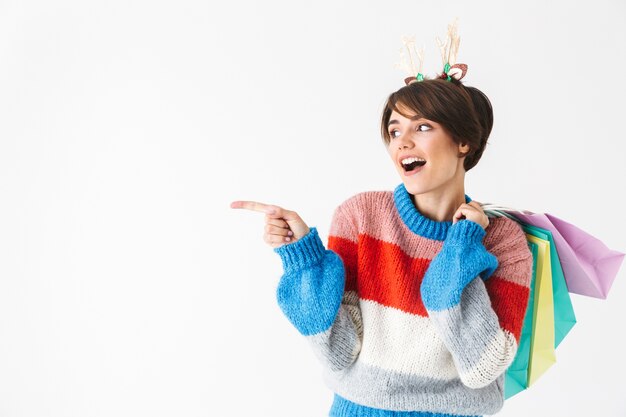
334, 190, 394, 216
330, 190, 394, 234
483, 216, 533, 267
484, 216, 525, 241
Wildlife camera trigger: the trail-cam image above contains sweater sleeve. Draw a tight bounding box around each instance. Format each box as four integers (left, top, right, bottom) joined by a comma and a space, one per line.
420, 219, 533, 389
273, 205, 362, 372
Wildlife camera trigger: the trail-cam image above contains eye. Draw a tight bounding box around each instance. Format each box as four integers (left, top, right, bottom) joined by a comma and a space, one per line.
389, 129, 401, 138
389, 123, 431, 139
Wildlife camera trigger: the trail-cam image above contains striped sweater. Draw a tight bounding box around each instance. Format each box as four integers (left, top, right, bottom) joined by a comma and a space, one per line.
273, 183, 533, 417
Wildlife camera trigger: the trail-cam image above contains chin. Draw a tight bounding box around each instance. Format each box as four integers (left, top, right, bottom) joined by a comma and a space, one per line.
398, 168, 431, 196
402, 180, 428, 196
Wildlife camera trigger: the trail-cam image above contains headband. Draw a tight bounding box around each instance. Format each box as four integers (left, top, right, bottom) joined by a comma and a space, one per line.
395, 18, 468, 86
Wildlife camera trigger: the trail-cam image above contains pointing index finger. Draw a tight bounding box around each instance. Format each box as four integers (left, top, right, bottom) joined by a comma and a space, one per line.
230, 200, 275, 214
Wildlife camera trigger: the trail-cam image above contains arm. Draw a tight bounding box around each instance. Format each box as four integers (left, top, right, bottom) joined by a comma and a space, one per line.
420, 219, 533, 389
273, 205, 362, 372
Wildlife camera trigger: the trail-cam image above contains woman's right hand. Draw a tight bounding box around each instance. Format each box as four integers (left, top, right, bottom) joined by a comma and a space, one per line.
230, 200, 311, 249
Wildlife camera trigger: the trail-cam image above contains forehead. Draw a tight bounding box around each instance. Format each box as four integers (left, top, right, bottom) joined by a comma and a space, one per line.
391, 101, 418, 118
387, 110, 440, 128
390, 109, 413, 121
389, 109, 436, 126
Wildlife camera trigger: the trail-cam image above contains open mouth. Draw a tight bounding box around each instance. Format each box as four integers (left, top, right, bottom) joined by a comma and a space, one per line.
402, 160, 426, 172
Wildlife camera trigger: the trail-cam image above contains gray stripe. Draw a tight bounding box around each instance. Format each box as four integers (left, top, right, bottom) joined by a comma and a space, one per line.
321, 359, 504, 415
306, 304, 361, 372
428, 277, 503, 375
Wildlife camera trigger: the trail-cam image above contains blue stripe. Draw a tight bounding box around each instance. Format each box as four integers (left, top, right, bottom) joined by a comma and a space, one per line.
393, 183, 472, 241
330, 394, 482, 417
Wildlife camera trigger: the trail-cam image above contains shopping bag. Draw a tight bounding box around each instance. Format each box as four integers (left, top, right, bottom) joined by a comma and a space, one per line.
483, 205, 624, 299
524, 233, 556, 386
522, 224, 577, 348
485, 205, 614, 400
504, 241, 538, 399
504, 222, 580, 398
543, 213, 623, 299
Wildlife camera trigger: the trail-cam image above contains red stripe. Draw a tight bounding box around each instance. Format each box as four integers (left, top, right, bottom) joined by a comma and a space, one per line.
356, 234, 431, 316
485, 277, 530, 343
327, 236, 359, 293
329, 232, 531, 338
329, 234, 430, 315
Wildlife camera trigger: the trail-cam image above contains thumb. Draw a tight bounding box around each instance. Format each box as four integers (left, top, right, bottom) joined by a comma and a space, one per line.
452, 205, 470, 224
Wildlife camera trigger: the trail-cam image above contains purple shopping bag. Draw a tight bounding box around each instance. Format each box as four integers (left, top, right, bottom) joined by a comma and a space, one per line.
482, 205, 624, 299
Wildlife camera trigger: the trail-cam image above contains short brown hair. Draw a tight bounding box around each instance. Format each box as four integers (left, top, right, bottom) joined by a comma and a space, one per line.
380, 78, 493, 172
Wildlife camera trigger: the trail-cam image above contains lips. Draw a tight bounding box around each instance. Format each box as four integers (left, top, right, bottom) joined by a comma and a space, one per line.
397, 154, 427, 166
403, 163, 425, 176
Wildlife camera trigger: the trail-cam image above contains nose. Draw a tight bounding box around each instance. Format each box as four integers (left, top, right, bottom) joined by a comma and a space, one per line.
397, 132, 413, 149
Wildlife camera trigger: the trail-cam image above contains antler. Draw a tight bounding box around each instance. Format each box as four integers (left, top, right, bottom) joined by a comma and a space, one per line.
395, 18, 467, 84
394, 35, 425, 79
436, 17, 461, 66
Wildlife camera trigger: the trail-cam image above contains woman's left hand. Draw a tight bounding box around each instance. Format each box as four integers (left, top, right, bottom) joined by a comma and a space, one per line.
452, 201, 489, 230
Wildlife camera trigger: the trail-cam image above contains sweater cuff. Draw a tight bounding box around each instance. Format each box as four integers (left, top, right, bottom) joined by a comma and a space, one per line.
445, 219, 486, 244
273, 227, 326, 274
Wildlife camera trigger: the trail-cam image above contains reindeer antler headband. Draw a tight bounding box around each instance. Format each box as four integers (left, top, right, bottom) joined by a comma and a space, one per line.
395, 18, 469, 86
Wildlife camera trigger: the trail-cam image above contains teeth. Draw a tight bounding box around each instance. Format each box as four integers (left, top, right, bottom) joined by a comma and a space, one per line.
401, 156, 426, 165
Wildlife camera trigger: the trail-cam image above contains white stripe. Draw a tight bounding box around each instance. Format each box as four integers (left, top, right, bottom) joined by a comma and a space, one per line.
460, 329, 518, 389
358, 299, 459, 380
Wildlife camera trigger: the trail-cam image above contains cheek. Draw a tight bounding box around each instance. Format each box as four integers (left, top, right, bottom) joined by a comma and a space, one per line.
424, 143, 446, 162
426, 146, 459, 172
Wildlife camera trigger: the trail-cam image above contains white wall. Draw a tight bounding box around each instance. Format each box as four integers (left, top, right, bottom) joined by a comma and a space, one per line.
1, 0, 625, 416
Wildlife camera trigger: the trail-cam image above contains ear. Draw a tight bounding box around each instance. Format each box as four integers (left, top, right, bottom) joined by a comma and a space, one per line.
458, 142, 471, 154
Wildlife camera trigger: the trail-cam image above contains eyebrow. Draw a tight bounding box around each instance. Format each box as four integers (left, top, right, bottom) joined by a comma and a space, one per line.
387, 116, 426, 128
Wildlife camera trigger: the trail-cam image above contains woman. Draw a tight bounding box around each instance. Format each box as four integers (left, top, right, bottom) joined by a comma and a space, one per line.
231, 64, 533, 417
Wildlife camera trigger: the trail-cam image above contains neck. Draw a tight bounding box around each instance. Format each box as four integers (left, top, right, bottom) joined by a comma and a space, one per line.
411, 184, 467, 223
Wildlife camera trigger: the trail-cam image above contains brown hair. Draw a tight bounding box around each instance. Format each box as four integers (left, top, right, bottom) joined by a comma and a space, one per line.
380, 78, 493, 172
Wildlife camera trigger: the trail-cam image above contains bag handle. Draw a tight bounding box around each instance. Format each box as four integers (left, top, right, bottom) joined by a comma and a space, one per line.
479, 202, 530, 223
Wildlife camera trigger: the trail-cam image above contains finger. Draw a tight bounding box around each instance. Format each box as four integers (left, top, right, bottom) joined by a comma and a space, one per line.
264, 205, 299, 221
264, 231, 294, 245
230, 200, 276, 214
266, 216, 291, 229
265, 224, 293, 237
452, 205, 476, 223
458, 203, 480, 213
452, 206, 465, 223
263, 232, 286, 249
455, 204, 473, 213
468, 201, 483, 210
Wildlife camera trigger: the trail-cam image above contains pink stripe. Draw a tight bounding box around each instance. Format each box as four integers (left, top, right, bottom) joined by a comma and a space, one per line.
484, 218, 534, 288
337, 191, 443, 259
331, 192, 533, 288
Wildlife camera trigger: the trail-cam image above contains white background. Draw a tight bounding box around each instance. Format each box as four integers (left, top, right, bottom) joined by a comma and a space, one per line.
1, 0, 625, 416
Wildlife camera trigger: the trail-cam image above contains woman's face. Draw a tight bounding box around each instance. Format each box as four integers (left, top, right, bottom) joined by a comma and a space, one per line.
386, 108, 469, 196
